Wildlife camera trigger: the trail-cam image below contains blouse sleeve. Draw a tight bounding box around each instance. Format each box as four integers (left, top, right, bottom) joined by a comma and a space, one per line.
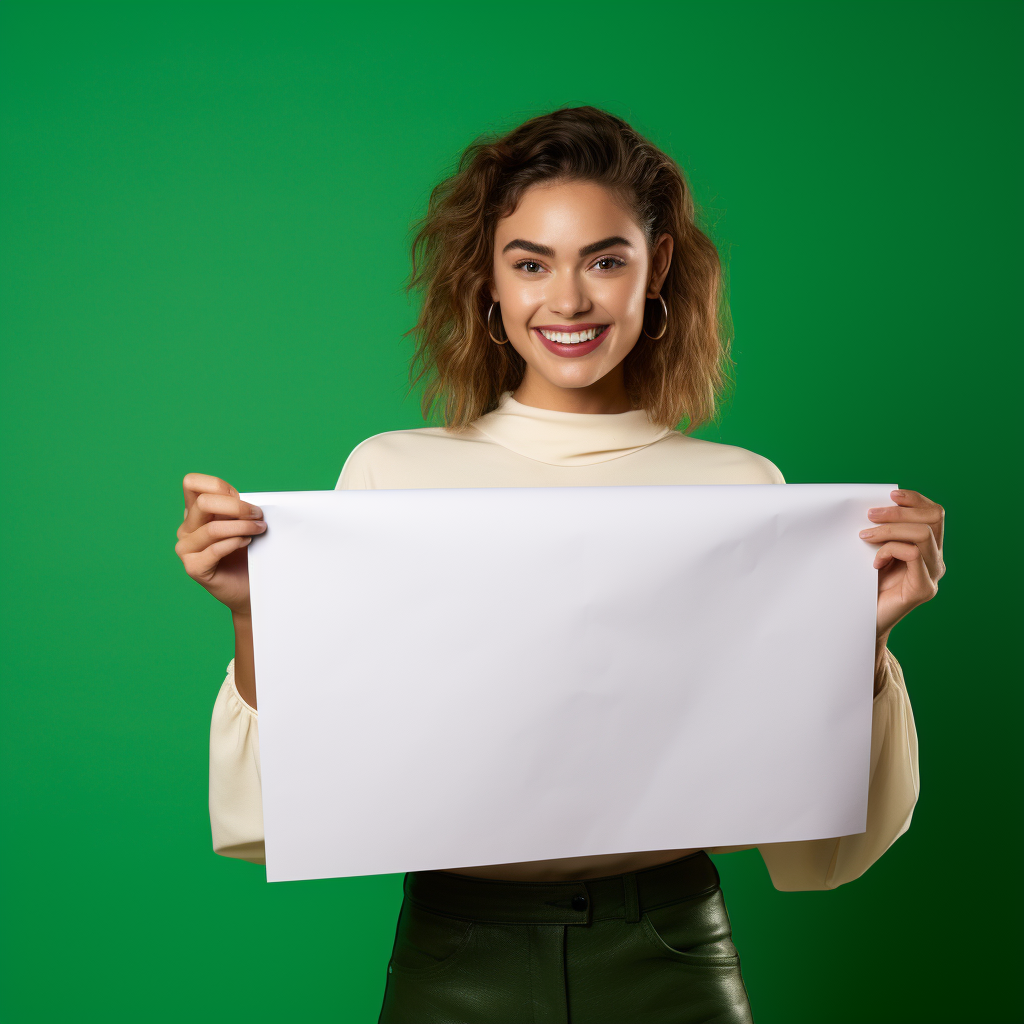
749, 646, 920, 890
209, 658, 266, 865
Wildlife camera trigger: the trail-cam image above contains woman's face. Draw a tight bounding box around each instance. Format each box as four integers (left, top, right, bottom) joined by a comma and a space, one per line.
490, 179, 672, 407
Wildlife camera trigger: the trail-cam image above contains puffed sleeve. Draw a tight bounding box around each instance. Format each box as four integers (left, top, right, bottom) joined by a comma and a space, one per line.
209, 658, 266, 865
753, 646, 920, 890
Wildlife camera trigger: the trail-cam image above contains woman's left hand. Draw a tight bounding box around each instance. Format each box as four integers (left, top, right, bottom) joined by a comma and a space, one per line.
860, 488, 945, 643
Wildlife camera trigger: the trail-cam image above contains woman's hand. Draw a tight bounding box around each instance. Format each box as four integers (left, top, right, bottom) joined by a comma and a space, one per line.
860, 488, 945, 643
175, 473, 267, 616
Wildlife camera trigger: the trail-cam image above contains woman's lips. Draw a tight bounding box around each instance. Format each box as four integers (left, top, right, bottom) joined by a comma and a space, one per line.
534, 325, 610, 358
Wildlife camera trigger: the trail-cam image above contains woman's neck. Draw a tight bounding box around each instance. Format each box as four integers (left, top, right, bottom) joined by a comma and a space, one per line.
512, 368, 633, 415
468, 390, 674, 466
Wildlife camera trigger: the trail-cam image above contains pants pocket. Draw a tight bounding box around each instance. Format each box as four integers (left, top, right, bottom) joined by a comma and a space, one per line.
639, 886, 742, 966
387, 900, 475, 978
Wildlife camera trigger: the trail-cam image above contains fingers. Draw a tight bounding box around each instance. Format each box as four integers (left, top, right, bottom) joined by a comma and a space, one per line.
866, 505, 941, 526
196, 492, 264, 520
871, 540, 939, 600
183, 472, 235, 512
178, 533, 255, 583
859, 522, 934, 544
181, 473, 234, 534
868, 488, 945, 551
176, 516, 267, 558
858, 520, 943, 581
871, 539, 919, 569
180, 473, 261, 537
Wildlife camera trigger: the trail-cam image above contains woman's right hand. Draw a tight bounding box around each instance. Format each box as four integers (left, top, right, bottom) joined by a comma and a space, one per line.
176, 473, 267, 615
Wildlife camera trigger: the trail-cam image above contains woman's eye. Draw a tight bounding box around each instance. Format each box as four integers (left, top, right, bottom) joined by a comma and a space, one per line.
511, 257, 625, 273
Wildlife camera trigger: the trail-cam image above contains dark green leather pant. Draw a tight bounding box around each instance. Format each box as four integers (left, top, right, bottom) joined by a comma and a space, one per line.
377, 850, 753, 1023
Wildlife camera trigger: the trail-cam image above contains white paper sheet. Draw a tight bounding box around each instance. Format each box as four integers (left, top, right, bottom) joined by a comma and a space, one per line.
240, 483, 895, 883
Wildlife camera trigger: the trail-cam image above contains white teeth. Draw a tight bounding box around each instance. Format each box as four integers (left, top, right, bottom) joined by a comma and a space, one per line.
538, 326, 606, 344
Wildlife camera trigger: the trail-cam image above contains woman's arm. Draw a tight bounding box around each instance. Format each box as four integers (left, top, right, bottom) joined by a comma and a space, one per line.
204, 459, 369, 867
755, 645, 919, 889
175, 472, 268, 862
209, 658, 265, 864
231, 612, 257, 709
713, 487, 938, 890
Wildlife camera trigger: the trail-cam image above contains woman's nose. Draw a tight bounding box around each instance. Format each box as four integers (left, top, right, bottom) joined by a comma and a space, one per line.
546, 277, 590, 317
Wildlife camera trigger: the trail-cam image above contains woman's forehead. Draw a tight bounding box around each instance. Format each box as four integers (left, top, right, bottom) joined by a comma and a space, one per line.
495, 182, 640, 250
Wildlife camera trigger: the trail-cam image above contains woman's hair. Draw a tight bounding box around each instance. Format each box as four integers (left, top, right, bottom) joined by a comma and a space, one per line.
403, 105, 734, 432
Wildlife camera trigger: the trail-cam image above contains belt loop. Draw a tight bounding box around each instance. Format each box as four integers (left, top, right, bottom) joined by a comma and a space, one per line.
623, 872, 640, 924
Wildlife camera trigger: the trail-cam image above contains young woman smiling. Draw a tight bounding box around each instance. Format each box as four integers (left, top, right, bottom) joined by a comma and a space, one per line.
177, 107, 940, 1022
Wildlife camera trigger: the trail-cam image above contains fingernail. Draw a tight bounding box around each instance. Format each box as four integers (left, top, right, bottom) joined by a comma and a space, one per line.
255, 520, 267, 529
859, 528, 876, 536
249, 506, 264, 517
868, 508, 883, 516
891, 489, 905, 496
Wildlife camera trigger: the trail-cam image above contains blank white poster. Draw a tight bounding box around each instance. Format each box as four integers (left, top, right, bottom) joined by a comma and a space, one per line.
239, 483, 894, 883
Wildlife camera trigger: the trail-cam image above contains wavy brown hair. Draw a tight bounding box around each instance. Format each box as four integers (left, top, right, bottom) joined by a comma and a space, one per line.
403, 105, 734, 432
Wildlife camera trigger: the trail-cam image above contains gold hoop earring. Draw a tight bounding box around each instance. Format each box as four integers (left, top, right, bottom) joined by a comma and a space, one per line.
642, 294, 669, 340
487, 302, 509, 344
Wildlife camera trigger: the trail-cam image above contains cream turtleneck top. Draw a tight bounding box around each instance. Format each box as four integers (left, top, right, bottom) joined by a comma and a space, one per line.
209, 392, 920, 890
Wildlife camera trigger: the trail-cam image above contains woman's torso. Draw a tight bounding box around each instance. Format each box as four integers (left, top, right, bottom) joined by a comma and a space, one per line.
437, 847, 705, 880
336, 395, 784, 883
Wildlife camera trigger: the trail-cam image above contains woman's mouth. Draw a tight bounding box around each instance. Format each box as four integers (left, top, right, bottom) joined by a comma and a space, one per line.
533, 324, 610, 358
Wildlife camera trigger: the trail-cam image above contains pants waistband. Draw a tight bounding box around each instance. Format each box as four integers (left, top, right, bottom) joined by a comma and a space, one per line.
404, 850, 720, 927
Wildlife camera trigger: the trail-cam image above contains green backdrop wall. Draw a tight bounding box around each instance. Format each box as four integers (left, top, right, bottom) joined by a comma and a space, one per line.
2, 2, 1021, 1021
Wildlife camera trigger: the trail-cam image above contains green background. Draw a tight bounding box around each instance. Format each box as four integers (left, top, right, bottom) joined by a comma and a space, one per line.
2, 2, 1021, 1021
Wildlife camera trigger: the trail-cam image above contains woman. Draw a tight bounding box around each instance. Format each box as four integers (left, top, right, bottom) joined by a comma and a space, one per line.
176, 107, 940, 1022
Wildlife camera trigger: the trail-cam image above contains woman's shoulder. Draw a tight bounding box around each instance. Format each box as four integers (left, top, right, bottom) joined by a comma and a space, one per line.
334, 425, 484, 489
653, 431, 786, 485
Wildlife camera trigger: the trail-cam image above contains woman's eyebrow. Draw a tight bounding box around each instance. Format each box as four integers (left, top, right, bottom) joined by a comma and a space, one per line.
501, 235, 634, 258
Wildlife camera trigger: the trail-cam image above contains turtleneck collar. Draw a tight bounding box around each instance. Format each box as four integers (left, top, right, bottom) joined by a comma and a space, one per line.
467, 391, 676, 467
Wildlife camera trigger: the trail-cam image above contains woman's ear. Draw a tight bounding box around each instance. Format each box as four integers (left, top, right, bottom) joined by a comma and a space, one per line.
647, 233, 674, 297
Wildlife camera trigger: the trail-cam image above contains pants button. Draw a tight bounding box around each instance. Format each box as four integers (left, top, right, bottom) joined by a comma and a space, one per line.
571, 895, 588, 911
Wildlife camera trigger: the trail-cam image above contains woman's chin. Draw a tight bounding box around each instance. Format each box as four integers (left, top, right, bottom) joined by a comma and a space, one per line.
532, 369, 612, 394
